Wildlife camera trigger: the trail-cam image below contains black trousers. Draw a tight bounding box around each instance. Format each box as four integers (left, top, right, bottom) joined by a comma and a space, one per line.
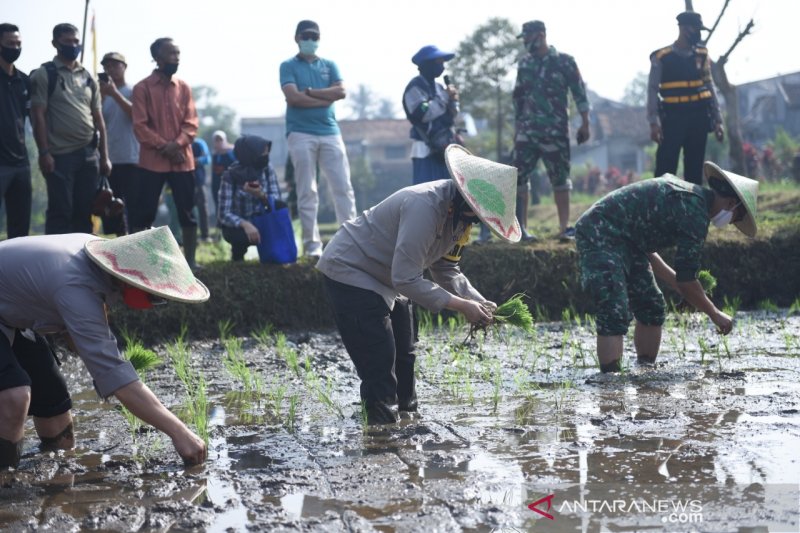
323, 276, 417, 407
221, 224, 252, 261
101, 163, 139, 236
194, 167, 210, 239
0, 164, 31, 238
45, 145, 99, 234
131, 169, 196, 231
655, 107, 710, 185
0, 331, 72, 418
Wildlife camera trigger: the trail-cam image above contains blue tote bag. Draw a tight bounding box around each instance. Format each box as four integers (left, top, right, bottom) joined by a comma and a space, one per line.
252, 196, 297, 265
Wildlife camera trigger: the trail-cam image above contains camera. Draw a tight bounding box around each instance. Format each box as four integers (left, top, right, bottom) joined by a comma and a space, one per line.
98, 72, 109, 83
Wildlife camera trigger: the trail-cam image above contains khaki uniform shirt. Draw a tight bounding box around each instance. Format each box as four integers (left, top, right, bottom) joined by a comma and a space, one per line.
317, 180, 486, 312
30, 57, 99, 155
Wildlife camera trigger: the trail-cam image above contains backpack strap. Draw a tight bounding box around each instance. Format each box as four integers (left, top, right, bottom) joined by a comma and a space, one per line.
41, 61, 97, 101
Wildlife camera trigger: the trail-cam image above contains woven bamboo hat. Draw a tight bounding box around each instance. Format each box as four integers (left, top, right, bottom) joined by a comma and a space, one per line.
85, 227, 210, 303
445, 144, 521, 242
704, 161, 759, 237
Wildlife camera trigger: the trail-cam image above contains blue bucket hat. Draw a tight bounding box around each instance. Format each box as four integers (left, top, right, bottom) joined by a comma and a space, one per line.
411, 45, 455, 66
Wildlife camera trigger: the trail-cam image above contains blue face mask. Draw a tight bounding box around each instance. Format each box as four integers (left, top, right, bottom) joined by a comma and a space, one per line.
299, 40, 319, 55
58, 43, 82, 61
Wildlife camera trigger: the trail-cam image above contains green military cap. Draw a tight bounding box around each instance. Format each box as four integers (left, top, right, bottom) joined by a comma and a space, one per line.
676, 11, 709, 30
517, 20, 546, 38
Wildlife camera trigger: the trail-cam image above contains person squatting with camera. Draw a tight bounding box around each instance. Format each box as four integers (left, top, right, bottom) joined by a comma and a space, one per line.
216, 135, 285, 262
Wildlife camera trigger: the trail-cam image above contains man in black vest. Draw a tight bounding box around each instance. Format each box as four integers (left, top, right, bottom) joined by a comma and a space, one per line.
647, 11, 724, 185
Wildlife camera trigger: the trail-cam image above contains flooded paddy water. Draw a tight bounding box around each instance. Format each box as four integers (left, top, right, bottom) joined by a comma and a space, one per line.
1, 310, 799, 532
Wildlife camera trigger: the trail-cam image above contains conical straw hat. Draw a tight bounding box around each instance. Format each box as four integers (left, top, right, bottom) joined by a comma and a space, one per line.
444, 145, 521, 242
85, 226, 210, 303
704, 161, 759, 237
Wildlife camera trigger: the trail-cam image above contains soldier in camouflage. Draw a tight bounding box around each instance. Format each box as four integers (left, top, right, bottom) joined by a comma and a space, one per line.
514, 20, 590, 242
575, 162, 759, 373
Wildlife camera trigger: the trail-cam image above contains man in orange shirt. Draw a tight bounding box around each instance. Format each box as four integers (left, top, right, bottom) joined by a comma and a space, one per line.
131, 37, 200, 269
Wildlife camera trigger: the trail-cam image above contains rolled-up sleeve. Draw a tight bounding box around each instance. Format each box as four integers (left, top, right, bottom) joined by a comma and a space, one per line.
391, 201, 453, 312
428, 257, 486, 303
54, 286, 138, 397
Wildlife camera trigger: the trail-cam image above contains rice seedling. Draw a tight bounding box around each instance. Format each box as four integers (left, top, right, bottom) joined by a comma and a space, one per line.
316, 376, 344, 419
698, 269, 717, 296
223, 337, 256, 392
723, 295, 741, 316
758, 299, 779, 313
269, 382, 287, 418
218, 319, 234, 341
721, 336, 732, 358
698, 337, 710, 365
165, 325, 210, 445
491, 363, 502, 414
561, 308, 572, 324
552, 381, 573, 414
788, 297, 800, 316
417, 308, 433, 337
287, 394, 299, 432
251, 322, 275, 348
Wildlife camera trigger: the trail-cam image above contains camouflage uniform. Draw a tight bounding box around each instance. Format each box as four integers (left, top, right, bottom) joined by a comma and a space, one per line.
575, 177, 713, 336
513, 46, 589, 191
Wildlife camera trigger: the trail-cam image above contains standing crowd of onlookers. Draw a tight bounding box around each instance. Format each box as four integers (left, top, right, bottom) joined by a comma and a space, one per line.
0, 22, 244, 268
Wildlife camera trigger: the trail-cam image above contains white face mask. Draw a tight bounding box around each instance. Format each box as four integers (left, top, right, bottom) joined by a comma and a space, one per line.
710, 202, 740, 228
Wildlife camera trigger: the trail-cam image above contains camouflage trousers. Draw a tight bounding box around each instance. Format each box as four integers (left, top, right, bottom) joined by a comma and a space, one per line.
514, 134, 572, 192
575, 226, 666, 336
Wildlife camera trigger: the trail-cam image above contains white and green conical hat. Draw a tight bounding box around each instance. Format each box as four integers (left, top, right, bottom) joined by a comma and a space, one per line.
704, 161, 759, 237
444, 144, 521, 243
85, 226, 210, 303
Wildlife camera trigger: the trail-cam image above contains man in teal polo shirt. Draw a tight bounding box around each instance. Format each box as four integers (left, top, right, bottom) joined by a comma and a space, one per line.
280, 20, 356, 258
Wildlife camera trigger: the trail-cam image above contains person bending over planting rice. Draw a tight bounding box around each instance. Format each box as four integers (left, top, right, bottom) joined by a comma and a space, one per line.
0, 227, 210, 468
317, 145, 521, 424
575, 162, 758, 373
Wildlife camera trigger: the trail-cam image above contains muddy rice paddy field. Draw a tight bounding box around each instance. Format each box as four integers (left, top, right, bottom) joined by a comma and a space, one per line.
1, 309, 799, 532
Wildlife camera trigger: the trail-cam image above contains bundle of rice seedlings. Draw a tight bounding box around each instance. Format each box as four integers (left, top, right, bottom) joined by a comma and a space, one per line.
493, 293, 534, 333
698, 269, 717, 296
125, 342, 163, 375
465, 293, 535, 343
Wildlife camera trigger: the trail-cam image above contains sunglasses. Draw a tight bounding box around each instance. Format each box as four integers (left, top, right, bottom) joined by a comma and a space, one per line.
299, 33, 319, 41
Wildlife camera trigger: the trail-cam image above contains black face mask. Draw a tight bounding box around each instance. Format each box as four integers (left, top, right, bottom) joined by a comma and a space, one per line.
254, 154, 270, 169
419, 61, 445, 80
0, 46, 21, 64
460, 213, 481, 225
57, 43, 81, 61
161, 62, 179, 76
688, 30, 703, 46
526, 37, 541, 54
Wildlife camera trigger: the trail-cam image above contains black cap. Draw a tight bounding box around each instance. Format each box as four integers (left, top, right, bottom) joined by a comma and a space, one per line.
295, 20, 320, 36
676, 11, 708, 30
517, 20, 545, 38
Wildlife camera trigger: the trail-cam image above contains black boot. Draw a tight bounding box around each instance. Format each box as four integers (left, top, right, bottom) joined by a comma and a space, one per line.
365, 400, 399, 425
182, 226, 200, 271
0, 437, 23, 469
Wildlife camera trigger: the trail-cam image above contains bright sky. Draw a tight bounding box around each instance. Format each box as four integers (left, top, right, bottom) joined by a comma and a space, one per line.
7, 0, 797, 124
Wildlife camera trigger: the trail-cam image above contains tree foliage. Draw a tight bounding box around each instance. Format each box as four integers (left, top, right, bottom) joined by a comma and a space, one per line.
192, 85, 237, 143
347, 84, 397, 119
622, 72, 648, 107
448, 17, 522, 160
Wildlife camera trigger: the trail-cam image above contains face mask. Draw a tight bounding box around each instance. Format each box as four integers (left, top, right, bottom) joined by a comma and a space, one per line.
688, 30, 703, 46
527, 37, 541, 54
123, 286, 154, 309
0, 46, 21, 64
57, 43, 82, 61
254, 154, 270, 169
161, 62, 179, 76
299, 40, 319, 55
711, 203, 740, 228
419, 61, 445, 80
